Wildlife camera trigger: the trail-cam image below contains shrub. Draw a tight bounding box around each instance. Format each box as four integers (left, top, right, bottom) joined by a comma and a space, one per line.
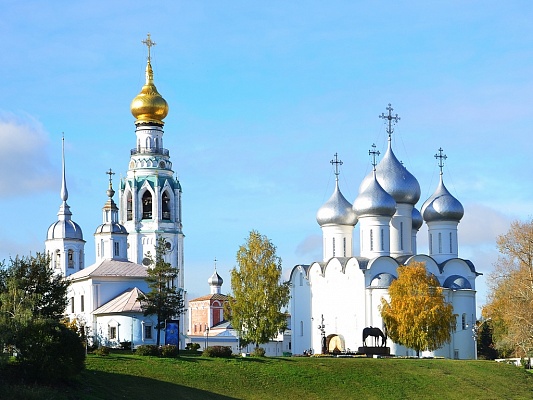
202, 346, 233, 358
14, 320, 85, 382
120, 341, 132, 351
251, 347, 266, 357
136, 345, 159, 356
95, 346, 111, 356
186, 342, 201, 351
160, 345, 179, 358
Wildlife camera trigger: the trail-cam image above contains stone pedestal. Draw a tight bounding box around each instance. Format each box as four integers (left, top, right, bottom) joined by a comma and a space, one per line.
358, 346, 391, 357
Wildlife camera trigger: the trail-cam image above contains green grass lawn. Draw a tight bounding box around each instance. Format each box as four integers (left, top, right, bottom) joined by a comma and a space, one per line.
2, 354, 533, 399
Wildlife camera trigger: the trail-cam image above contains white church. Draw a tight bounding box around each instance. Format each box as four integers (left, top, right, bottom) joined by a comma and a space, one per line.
289, 105, 480, 359
45, 35, 186, 348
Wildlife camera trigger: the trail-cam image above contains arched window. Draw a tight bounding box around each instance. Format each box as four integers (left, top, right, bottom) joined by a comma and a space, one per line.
55, 250, 61, 269
114, 242, 119, 257
126, 192, 133, 221
142, 191, 153, 219
162, 191, 171, 220
461, 313, 467, 330
68, 249, 74, 268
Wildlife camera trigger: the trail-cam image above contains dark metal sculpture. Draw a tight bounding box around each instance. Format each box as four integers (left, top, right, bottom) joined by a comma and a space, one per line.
362, 326, 387, 347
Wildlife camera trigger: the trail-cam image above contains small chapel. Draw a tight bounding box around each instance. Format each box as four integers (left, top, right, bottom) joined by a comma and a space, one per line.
45, 34, 186, 348
289, 105, 480, 359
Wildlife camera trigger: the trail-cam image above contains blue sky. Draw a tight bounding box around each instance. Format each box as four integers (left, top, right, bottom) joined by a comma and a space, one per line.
1, 1, 532, 312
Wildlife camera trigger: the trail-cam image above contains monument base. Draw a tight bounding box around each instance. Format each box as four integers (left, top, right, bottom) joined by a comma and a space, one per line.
358, 346, 391, 357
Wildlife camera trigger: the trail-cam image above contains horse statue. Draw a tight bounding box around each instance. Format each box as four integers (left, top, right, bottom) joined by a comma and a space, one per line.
362, 326, 387, 347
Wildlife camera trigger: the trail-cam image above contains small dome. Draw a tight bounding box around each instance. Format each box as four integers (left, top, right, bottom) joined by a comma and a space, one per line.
359, 141, 421, 205
421, 176, 464, 223
208, 270, 223, 287
443, 275, 471, 290
353, 172, 396, 218
94, 223, 128, 235
412, 207, 423, 231
316, 181, 358, 227
130, 60, 169, 125
370, 273, 396, 288
47, 219, 83, 240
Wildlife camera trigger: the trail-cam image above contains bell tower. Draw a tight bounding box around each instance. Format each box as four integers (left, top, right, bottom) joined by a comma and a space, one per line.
119, 34, 185, 289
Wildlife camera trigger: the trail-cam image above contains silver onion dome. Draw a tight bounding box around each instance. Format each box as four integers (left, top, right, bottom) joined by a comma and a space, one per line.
208, 270, 224, 287
353, 172, 396, 218
359, 141, 421, 205
412, 207, 423, 231
47, 216, 84, 240
421, 176, 464, 223
316, 181, 358, 226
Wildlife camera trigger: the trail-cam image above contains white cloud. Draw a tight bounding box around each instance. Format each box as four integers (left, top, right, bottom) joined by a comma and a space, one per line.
460, 203, 513, 246
295, 234, 322, 257
0, 112, 56, 197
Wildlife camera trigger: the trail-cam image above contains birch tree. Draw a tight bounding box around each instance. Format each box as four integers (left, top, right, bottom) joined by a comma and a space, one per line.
483, 220, 533, 357
380, 261, 455, 357
227, 231, 290, 348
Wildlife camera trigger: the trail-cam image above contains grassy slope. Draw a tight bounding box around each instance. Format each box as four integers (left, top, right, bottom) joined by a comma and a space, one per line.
3, 354, 533, 400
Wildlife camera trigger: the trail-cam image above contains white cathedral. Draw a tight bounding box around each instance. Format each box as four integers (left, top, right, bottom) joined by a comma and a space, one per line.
45, 35, 186, 348
289, 105, 480, 359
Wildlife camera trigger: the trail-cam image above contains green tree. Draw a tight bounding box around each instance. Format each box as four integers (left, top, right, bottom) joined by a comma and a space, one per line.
379, 262, 456, 357
138, 236, 185, 347
476, 319, 498, 360
0, 253, 84, 382
227, 231, 290, 348
483, 220, 533, 357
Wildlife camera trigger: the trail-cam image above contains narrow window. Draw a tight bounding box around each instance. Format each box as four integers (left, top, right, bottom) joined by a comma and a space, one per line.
449, 232, 453, 253
332, 237, 336, 257
438, 232, 442, 253
429, 233, 433, 253
79, 252, 83, 269
142, 191, 153, 219
381, 229, 384, 251
114, 242, 119, 257
81, 295, 85, 312
162, 191, 171, 220
462, 313, 467, 330
68, 250, 74, 268
144, 325, 152, 339
194, 324, 197, 333
126, 192, 133, 221
97, 243, 100, 257
400, 222, 404, 250
109, 326, 117, 340
155, 137, 159, 151
370, 229, 374, 251
300, 321, 304, 336
343, 237, 346, 257
299, 272, 303, 287
71, 297, 74, 313
55, 250, 61, 269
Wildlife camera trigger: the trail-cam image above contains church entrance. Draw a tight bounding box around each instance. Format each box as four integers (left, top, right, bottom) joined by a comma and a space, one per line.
327, 334, 345, 354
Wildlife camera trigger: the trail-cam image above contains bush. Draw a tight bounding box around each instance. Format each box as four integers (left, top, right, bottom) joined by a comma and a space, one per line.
251, 347, 266, 357
95, 346, 111, 356
186, 342, 201, 351
202, 346, 233, 358
136, 345, 159, 356
120, 341, 132, 351
160, 345, 179, 358
14, 320, 85, 382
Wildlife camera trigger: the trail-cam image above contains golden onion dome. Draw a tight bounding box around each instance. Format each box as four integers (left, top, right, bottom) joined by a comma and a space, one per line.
130, 60, 168, 125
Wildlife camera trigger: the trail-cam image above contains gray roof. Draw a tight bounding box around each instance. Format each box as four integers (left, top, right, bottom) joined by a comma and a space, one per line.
68, 259, 148, 280
93, 287, 145, 314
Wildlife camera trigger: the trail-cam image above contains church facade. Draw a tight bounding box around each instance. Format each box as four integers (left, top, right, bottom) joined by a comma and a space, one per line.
46, 35, 186, 348
289, 105, 479, 359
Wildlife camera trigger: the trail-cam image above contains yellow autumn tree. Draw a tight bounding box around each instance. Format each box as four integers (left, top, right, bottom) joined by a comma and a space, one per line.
483, 220, 533, 357
379, 262, 455, 357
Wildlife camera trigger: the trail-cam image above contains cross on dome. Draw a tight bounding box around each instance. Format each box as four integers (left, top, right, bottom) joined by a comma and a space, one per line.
434, 147, 447, 175
106, 168, 115, 198
330, 153, 343, 180
142, 33, 156, 61
369, 143, 380, 170
379, 103, 401, 139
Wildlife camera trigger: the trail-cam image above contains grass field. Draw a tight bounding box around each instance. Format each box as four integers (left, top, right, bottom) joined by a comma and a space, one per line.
2, 354, 533, 399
